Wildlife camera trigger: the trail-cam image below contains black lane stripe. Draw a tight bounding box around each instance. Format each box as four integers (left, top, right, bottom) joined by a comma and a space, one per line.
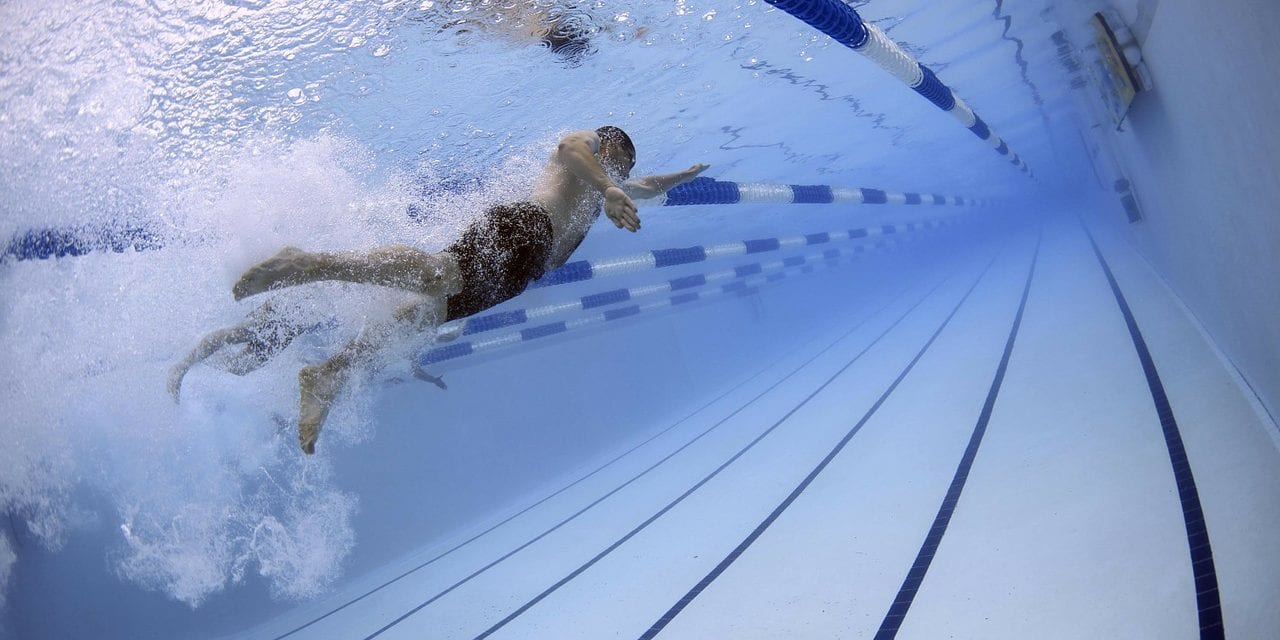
273, 341, 785, 639
361, 266, 948, 639
638, 245, 1015, 639
279, 246, 941, 638
1082, 225, 1225, 639
470, 256, 996, 640
873, 230, 1041, 639
277, 278, 909, 639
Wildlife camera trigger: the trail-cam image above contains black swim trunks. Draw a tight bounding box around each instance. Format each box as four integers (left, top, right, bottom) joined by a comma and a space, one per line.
443, 202, 554, 322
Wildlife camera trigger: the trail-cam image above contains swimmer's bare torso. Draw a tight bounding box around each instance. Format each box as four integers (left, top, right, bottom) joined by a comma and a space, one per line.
531, 129, 709, 269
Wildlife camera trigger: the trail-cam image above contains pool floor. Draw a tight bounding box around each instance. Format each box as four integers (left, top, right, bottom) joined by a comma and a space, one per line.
234, 211, 1280, 639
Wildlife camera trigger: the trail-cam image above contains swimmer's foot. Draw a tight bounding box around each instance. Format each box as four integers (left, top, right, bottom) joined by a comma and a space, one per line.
167, 363, 189, 402
435, 322, 463, 343
297, 362, 345, 455
233, 246, 316, 301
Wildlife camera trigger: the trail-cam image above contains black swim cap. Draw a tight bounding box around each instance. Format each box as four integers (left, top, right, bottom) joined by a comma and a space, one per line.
595, 126, 635, 168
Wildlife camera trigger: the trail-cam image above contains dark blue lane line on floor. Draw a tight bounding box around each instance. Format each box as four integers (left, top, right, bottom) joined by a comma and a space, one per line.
637, 246, 1010, 640
272, 348, 794, 639
469, 258, 991, 640
362, 272, 944, 640
1082, 225, 1225, 640
873, 231, 1042, 639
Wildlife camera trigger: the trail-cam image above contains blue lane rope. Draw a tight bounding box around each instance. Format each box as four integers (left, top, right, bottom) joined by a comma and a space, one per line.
761, 0, 1033, 176
442, 218, 956, 339
418, 236, 892, 368
420, 281, 766, 367
2, 222, 163, 263
652, 178, 988, 208
3, 178, 981, 264
528, 215, 961, 289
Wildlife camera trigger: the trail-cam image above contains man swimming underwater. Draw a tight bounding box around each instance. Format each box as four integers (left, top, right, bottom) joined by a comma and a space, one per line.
178, 127, 708, 454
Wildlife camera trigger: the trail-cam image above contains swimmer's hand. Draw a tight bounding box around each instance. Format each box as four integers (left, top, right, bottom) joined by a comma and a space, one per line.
604, 186, 640, 232
622, 163, 712, 200
412, 367, 448, 391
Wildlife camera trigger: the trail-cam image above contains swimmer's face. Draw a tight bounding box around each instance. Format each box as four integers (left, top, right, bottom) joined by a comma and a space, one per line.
599, 141, 635, 179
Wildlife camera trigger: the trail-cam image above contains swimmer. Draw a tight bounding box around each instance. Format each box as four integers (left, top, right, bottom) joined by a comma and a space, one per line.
168, 299, 325, 401
227, 126, 708, 454
419, 1, 646, 64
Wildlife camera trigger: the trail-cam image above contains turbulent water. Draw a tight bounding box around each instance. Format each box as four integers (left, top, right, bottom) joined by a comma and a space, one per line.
0, 0, 1067, 623
0, 0, 577, 609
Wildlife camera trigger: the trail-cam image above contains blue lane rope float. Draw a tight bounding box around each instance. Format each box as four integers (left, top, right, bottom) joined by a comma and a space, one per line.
418, 233, 922, 368
2, 222, 163, 263
529, 215, 962, 289
760, 0, 1033, 176
3, 179, 982, 264
441, 218, 955, 339
652, 177, 988, 207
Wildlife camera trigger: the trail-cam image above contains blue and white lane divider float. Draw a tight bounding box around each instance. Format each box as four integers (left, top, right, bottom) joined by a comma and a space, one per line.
650, 177, 989, 208
442, 218, 954, 339
2, 222, 163, 263
421, 282, 766, 366
418, 231, 932, 367
529, 216, 960, 289
760, 0, 1033, 176
3, 179, 982, 264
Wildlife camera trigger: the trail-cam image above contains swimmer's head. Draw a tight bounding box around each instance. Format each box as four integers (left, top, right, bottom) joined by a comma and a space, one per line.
543, 26, 593, 64
596, 125, 635, 178
540, 11, 596, 65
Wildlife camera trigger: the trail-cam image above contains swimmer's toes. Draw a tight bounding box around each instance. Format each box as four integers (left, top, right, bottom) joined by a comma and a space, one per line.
297, 406, 321, 455
299, 429, 317, 455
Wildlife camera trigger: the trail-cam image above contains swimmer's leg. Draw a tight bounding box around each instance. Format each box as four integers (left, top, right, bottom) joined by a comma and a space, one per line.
233, 245, 461, 301
297, 295, 446, 454
169, 325, 253, 401
223, 304, 315, 376
170, 299, 309, 398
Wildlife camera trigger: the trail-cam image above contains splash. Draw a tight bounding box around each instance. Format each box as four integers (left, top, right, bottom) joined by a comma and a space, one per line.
1, 0, 630, 614
1, 109, 556, 611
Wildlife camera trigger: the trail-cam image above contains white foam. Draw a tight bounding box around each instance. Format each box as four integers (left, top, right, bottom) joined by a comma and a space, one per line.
0, 128, 555, 609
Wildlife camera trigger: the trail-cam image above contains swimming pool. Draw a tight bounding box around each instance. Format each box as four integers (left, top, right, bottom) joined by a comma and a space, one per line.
2, 0, 1277, 638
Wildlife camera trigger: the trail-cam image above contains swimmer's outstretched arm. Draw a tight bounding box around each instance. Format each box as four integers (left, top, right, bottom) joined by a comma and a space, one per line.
622, 163, 711, 200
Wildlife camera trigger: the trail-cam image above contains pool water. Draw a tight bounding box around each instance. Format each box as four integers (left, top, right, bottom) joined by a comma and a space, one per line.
2, 0, 1277, 638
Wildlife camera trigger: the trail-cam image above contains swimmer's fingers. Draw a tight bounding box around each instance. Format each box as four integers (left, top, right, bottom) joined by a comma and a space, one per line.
606, 203, 640, 232
618, 208, 641, 232
621, 201, 640, 231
